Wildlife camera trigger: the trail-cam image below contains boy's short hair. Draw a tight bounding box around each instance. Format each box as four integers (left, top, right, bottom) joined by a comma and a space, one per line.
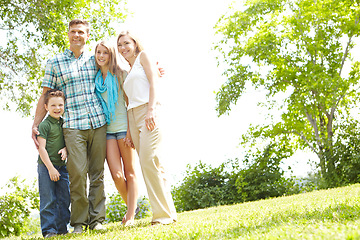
69, 19, 90, 33
44, 89, 65, 105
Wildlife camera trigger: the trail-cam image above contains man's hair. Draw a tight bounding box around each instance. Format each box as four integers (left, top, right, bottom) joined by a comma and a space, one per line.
69, 19, 90, 33
44, 89, 65, 105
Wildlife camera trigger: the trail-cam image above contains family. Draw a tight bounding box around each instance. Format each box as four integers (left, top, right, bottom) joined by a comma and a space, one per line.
31, 19, 177, 238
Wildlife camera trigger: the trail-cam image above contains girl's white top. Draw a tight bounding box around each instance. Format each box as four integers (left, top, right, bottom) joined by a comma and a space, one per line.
123, 52, 151, 110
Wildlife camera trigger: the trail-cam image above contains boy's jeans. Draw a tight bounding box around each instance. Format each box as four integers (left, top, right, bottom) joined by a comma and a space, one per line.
38, 164, 70, 236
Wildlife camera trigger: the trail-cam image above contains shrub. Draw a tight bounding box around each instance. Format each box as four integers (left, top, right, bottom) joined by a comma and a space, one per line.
106, 194, 151, 223
172, 145, 301, 212
0, 176, 39, 238
332, 119, 360, 186
172, 160, 243, 212
235, 144, 299, 201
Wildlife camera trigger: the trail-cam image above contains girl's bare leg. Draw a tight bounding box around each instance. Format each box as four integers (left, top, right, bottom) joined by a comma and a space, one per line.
106, 139, 128, 205
118, 138, 138, 224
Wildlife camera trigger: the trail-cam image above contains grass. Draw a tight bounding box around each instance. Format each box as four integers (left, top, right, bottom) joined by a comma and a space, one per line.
9, 184, 360, 239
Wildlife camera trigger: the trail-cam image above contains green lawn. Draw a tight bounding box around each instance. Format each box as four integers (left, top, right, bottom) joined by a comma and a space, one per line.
11, 184, 360, 239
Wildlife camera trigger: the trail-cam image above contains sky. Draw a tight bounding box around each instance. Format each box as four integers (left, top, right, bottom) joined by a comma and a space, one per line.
0, 0, 314, 195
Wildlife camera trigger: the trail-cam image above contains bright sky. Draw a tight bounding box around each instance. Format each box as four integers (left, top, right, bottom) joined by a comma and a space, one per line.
0, 0, 313, 195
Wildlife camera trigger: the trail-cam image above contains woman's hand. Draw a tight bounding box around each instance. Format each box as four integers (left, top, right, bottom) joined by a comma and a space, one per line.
145, 109, 156, 131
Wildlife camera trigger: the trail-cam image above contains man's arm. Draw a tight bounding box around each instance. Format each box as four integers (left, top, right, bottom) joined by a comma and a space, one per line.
32, 87, 51, 148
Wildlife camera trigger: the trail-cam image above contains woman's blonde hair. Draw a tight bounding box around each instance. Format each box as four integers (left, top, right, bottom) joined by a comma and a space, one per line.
95, 40, 125, 86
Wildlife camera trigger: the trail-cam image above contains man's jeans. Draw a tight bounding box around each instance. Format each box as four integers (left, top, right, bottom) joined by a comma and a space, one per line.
38, 164, 70, 236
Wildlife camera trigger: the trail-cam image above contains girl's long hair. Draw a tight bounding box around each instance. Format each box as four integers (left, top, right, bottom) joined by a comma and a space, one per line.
95, 40, 125, 87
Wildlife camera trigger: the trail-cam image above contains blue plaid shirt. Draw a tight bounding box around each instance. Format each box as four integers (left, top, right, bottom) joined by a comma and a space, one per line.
42, 49, 106, 130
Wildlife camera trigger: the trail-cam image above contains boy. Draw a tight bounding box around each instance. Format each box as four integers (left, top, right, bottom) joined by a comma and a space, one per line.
37, 89, 70, 238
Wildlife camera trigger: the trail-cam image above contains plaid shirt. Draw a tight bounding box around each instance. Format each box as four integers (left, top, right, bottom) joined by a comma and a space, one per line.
42, 49, 106, 130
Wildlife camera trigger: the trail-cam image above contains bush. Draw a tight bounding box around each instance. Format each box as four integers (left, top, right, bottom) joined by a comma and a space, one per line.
0, 176, 39, 238
172, 160, 243, 212
332, 119, 360, 186
235, 144, 299, 201
172, 145, 301, 212
106, 194, 151, 223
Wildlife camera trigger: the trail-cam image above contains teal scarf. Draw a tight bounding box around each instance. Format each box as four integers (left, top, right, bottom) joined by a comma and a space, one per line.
95, 70, 119, 125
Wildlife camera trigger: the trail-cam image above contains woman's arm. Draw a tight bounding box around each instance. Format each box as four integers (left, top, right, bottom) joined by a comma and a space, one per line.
140, 51, 159, 131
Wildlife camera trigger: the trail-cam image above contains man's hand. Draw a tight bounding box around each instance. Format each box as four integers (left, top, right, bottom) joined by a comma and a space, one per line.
32, 125, 40, 149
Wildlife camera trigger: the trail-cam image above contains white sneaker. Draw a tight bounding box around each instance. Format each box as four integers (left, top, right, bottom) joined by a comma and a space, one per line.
92, 223, 105, 231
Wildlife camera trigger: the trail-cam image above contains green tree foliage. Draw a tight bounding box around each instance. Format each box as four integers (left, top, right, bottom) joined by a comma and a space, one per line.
0, 176, 39, 238
0, 0, 128, 116
214, 0, 360, 186
106, 194, 151, 223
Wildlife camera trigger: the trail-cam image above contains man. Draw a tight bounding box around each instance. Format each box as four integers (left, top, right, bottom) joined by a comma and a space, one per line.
32, 19, 107, 233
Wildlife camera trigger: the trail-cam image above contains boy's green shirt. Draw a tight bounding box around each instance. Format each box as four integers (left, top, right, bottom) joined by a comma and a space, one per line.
37, 115, 66, 166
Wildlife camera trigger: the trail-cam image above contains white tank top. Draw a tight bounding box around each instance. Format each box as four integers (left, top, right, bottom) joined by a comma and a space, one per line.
123, 52, 150, 110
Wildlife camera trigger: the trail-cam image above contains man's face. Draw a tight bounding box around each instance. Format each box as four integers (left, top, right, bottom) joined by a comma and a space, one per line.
68, 24, 89, 49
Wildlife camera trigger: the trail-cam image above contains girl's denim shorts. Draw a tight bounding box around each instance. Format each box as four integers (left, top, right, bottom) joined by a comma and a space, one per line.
106, 131, 127, 140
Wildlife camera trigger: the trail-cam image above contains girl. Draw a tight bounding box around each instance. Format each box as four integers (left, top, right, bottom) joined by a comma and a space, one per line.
94, 41, 138, 226
117, 31, 177, 225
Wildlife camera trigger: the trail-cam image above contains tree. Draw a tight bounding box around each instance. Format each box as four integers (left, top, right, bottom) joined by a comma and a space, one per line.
214, 0, 360, 186
0, 0, 128, 116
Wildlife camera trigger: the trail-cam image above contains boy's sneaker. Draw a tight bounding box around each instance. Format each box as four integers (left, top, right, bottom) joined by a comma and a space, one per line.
44, 232, 57, 238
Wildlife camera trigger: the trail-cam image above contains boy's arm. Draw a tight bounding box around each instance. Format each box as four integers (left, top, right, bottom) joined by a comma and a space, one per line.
38, 137, 61, 182
58, 147, 67, 161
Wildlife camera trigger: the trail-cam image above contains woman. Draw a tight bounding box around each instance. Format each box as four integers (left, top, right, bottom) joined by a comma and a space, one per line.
94, 40, 138, 226
117, 31, 177, 225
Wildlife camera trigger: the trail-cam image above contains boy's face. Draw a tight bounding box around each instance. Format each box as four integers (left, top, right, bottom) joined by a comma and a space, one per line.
45, 97, 65, 120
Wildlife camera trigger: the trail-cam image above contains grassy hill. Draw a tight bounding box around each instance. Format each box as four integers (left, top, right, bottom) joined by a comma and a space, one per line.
11, 184, 360, 239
